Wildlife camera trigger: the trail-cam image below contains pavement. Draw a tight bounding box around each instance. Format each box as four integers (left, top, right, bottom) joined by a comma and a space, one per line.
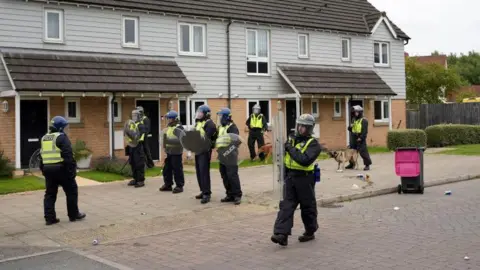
0, 151, 479, 251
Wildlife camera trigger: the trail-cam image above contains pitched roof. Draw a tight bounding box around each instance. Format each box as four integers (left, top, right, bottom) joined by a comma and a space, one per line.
278, 66, 396, 96
38, 0, 409, 39
411, 55, 448, 67
1, 50, 195, 93
363, 11, 407, 39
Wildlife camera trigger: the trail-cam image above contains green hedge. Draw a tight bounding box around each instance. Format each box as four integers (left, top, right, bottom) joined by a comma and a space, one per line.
0, 151, 15, 178
93, 157, 133, 177
425, 124, 480, 147
387, 129, 427, 150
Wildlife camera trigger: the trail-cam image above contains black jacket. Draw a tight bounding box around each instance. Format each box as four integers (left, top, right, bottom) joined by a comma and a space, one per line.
142, 116, 151, 134
285, 135, 322, 168
39, 133, 77, 178
246, 113, 267, 131
196, 118, 217, 150
347, 118, 368, 142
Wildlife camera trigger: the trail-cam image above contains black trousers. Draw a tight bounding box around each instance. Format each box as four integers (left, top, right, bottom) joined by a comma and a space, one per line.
350, 140, 372, 166
195, 151, 212, 196
142, 138, 155, 168
248, 129, 265, 160
219, 163, 242, 198
273, 173, 318, 236
163, 154, 184, 187
43, 165, 79, 221
130, 145, 146, 183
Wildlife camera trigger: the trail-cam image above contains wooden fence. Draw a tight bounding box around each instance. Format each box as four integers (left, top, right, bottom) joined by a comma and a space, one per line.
406, 103, 480, 129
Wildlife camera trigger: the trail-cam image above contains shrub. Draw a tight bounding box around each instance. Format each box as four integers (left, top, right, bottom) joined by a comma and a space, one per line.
425, 124, 480, 147
0, 150, 15, 178
387, 129, 427, 150
92, 156, 132, 177
72, 140, 92, 161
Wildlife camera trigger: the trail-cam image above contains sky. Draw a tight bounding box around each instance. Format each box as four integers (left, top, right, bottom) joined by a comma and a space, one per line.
368, 0, 480, 56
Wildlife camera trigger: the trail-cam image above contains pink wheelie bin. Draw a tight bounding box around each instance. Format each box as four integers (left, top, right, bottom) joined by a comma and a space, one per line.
394, 147, 425, 194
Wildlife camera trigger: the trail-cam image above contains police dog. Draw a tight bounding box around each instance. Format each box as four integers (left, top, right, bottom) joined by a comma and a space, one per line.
258, 143, 272, 163
327, 149, 359, 172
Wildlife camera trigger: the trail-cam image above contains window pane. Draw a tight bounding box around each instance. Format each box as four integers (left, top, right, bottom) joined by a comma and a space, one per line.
193, 26, 203, 53
299, 35, 306, 56
180, 25, 190, 52
342, 40, 349, 59
247, 61, 257, 73
47, 12, 60, 39
68, 102, 77, 118
334, 101, 340, 114
374, 43, 380, 63
312, 102, 318, 114
248, 101, 257, 115
257, 30, 268, 57
374, 101, 382, 120
247, 30, 256, 56
383, 101, 389, 119
258, 62, 268, 74
259, 100, 269, 121
113, 102, 119, 117
179, 100, 186, 125
381, 43, 388, 64
124, 19, 136, 43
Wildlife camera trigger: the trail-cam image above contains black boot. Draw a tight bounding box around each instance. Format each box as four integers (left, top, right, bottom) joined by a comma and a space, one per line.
45, 218, 60, 226
195, 193, 203, 200
345, 164, 354, 170
220, 196, 234, 203
271, 234, 288, 246
127, 180, 136, 186
69, 212, 86, 222
233, 197, 242, 205
134, 181, 145, 188
200, 195, 210, 204
298, 232, 315, 242
364, 166, 370, 171
172, 187, 183, 194
159, 185, 173, 192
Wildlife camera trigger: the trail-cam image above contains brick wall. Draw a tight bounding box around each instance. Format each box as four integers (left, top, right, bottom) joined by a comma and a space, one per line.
0, 98, 16, 162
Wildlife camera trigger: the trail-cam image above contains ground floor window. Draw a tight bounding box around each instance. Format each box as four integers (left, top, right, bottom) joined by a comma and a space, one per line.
178, 99, 207, 125
333, 99, 342, 117
374, 100, 389, 122
247, 100, 270, 123
65, 98, 80, 123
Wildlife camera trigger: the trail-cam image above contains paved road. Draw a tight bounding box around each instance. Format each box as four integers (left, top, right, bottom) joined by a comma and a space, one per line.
76, 179, 480, 270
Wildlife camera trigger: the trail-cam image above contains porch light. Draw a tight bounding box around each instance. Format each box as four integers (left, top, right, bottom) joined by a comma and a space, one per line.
277, 100, 282, 110
39, 92, 42, 97
122, 93, 125, 97
218, 93, 223, 97
82, 92, 86, 97
61, 92, 64, 98
168, 100, 173, 110
141, 93, 144, 98
158, 94, 161, 98
234, 94, 239, 98
2, 100, 8, 113
103, 92, 106, 97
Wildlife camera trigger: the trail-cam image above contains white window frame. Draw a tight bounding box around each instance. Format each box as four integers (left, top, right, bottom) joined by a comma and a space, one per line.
44, 9, 64, 43
333, 99, 342, 117
246, 29, 270, 76
65, 98, 81, 123
191, 99, 207, 123
374, 100, 390, 122
178, 22, 207, 56
246, 99, 271, 124
113, 99, 122, 122
298, 34, 309, 58
341, 38, 351, 61
122, 16, 139, 48
374, 41, 390, 67
311, 99, 319, 117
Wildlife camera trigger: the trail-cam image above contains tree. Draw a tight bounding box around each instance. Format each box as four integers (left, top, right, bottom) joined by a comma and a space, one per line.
406, 57, 465, 104
447, 51, 480, 85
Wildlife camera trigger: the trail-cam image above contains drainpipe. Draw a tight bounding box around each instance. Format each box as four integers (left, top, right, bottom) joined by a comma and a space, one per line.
226, 19, 233, 109
110, 92, 116, 159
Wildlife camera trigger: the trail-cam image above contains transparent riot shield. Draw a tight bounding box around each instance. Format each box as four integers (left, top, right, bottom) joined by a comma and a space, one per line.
272, 111, 286, 201
180, 125, 213, 154
124, 119, 140, 148
216, 133, 248, 167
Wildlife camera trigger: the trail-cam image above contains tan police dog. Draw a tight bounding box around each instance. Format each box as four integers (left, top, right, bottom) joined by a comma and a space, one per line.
327, 148, 359, 172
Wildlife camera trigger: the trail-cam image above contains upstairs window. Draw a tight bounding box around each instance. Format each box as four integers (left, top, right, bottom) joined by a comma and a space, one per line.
341, 38, 351, 61
298, 34, 309, 58
247, 29, 270, 75
374, 41, 389, 66
122, 16, 139, 48
178, 23, 206, 56
44, 9, 64, 43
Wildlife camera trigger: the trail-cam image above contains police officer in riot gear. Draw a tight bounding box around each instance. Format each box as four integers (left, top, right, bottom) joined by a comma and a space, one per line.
216, 108, 243, 205
159, 110, 185, 194
271, 114, 321, 246
136, 106, 155, 168
194, 105, 217, 204
346, 105, 372, 171
246, 103, 267, 161
40, 116, 86, 225
127, 109, 147, 188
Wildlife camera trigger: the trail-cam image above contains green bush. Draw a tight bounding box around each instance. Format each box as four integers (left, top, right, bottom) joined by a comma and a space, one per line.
425, 124, 480, 147
0, 150, 15, 178
72, 140, 92, 161
93, 157, 132, 177
387, 129, 427, 150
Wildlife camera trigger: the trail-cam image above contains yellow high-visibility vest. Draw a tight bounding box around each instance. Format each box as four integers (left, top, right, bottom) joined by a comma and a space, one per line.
284, 138, 315, 171
126, 122, 145, 144
40, 132, 64, 164
195, 120, 207, 137
352, 119, 363, 134
165, 124, 181, 148
216, 124, 232, 148
249, 114, 263, 128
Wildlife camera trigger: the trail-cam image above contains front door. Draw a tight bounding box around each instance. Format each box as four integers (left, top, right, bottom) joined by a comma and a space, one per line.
136, 100, 160, 160
20, 100, 48, 168
285, 100, 297, 136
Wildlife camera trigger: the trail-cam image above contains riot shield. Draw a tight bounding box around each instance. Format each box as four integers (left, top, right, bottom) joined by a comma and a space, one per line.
272, 111, 286, 201
180, 125, 213, 154
124, 120, 139, 147
160, 126, 186, 156
216, 133, 248, 167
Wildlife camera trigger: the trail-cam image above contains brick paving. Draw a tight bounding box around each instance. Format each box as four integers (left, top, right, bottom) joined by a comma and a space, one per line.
84, 179, 480, 270
0, 152, 479, 249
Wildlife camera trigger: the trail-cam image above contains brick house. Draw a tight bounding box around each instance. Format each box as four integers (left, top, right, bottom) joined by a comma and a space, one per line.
0, 0, 410, 169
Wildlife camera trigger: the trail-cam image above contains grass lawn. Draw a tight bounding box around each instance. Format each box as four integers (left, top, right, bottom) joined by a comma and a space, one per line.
0, 175, 45, 195
77, 171, 127, 182
368, 146, 391, 154
436, 144, 480, 156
